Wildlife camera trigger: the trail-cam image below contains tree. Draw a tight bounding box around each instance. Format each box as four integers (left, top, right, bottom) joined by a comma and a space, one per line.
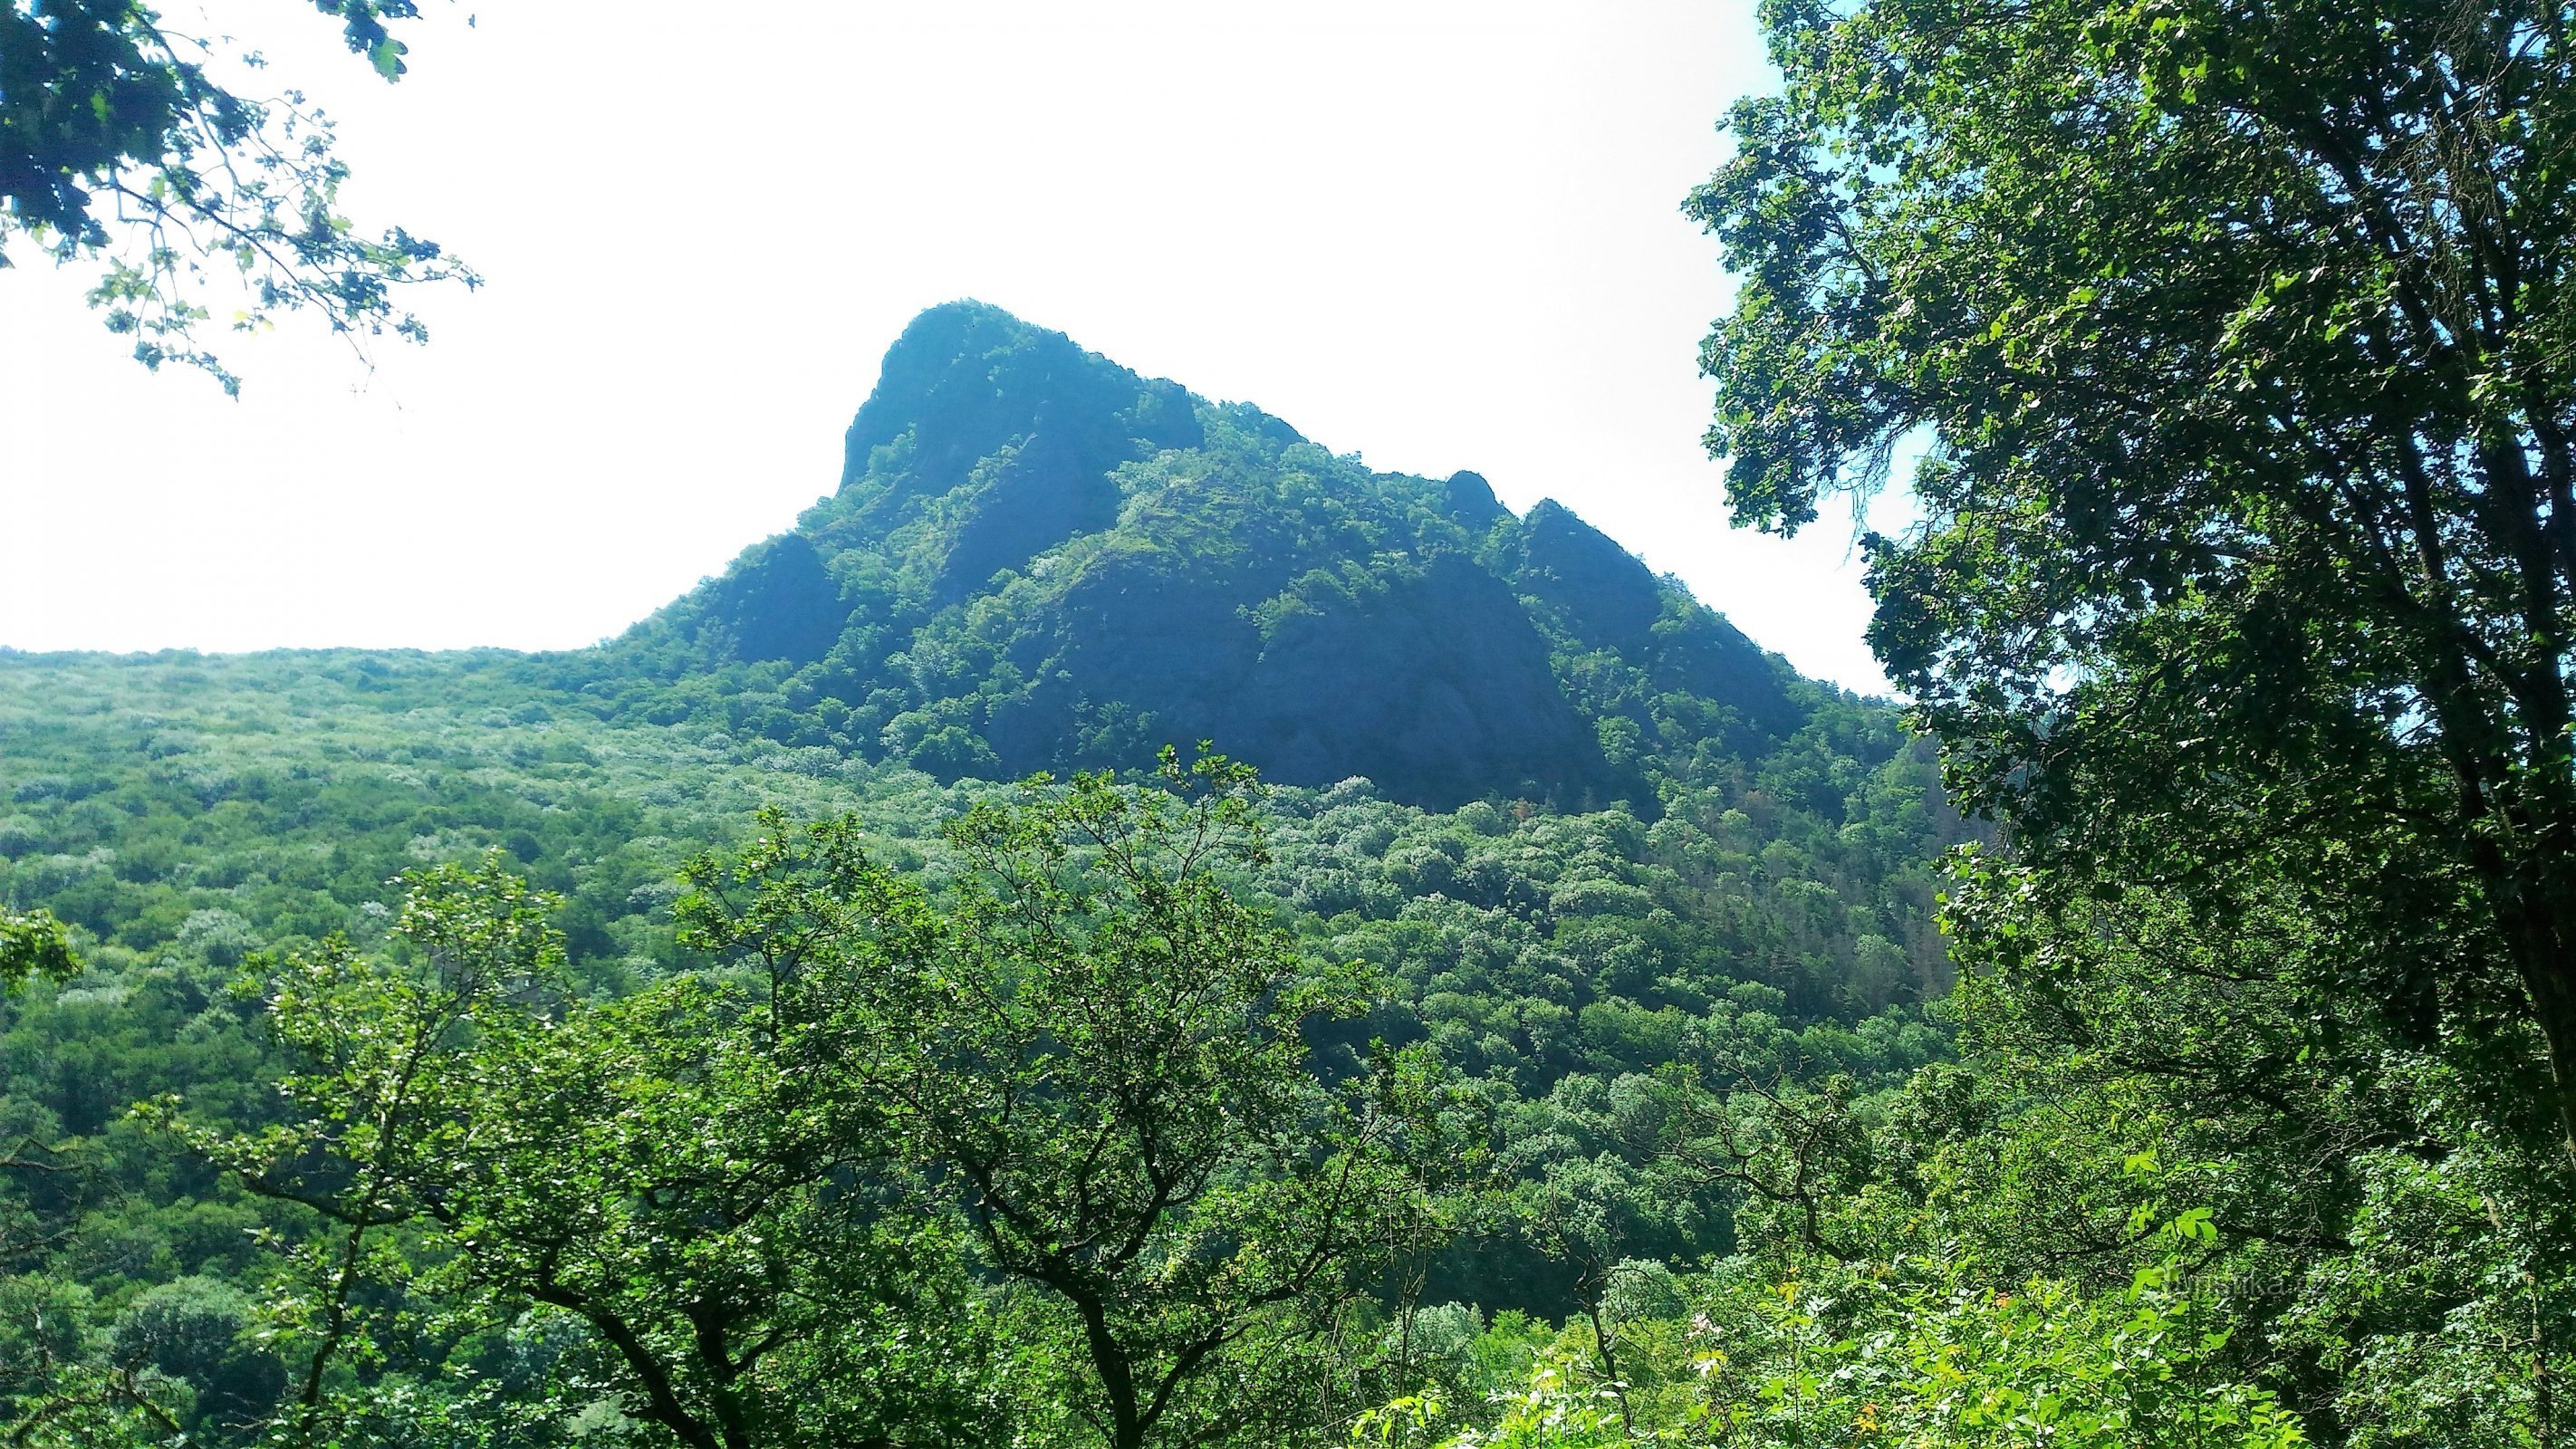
107, 1276, 285, 1439
0, 907, 75, 991
136, 757, 1458, 1449
681, 750, 1465, 1449
0, 0, 475, 392
1691, 0, 2576, 1152
162, 855, 992, 1449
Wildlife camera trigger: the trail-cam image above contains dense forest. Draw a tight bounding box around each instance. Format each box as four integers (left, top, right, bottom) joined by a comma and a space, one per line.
10, 0, 2576, 1444
0, 318, 1960, 1444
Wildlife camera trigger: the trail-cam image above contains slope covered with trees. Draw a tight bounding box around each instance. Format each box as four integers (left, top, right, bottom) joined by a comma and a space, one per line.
21, 0, 2576, 1441
0, 312, 1957, 1444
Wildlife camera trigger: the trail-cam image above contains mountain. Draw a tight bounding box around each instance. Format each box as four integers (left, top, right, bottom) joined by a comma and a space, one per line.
0, 306, 1956, 1385
604, 302, 1813, 809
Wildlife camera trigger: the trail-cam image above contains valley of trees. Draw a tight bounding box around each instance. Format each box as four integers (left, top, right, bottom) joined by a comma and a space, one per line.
6, 0, 2576, 1444
0, 639, 1952, 1445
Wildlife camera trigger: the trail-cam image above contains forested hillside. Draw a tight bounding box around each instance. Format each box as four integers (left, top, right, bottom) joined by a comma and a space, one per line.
13, 195, 2575, 1435
16, 0, 2576, 1420
13, 0, 2575, 1440
0, 313, 1960, 1444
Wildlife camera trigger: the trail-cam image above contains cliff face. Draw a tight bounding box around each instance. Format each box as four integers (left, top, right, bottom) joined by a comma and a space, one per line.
622, 302, 1810, 808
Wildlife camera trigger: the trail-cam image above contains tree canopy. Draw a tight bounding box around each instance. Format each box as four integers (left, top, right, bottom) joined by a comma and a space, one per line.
0, 0, 475, 391
1692, 0, 2576, 1153
0, 639, 1954, 1447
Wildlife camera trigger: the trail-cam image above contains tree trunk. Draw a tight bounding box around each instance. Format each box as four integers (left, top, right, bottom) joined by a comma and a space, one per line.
2515, 926, 2576, 1159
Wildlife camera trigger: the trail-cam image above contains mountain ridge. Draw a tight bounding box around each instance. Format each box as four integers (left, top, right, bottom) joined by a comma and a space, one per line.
609, 301, 1822, 809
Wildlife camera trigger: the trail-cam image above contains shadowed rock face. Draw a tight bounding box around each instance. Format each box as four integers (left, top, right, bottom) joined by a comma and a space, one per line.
701, 533, 842, 667
1515, 500, 1668, 654
1511, 500, 1797, 734
626, 302, 1807, 808
1228, 554, 1605, 806
971, 549, 1615, 805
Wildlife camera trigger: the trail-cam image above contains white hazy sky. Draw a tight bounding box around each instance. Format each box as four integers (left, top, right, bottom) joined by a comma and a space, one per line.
0, 1, 1900, 692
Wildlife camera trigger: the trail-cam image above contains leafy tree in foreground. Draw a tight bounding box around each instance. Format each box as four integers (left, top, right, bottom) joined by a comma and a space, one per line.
0, 0, 475, 390
1345, 1215, 2307, 1449
94, 754, 1458, 1449
142, 855, 990, 1449
1691, 0, 2576, 1152
683, 750, 1469, 1449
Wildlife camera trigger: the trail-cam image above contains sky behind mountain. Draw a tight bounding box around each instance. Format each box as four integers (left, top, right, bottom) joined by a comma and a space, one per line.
0, 1, 1903, 692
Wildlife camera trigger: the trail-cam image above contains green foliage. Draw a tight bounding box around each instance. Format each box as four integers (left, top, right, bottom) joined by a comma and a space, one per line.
1897, 868, 2576, 1447
1692, 0, 2576, 1154
1661, 0, 2576, 1441
1679, 1236, 2307, 1449
0, 312, 1971, 1444
1347, 1224, 2306, 1449
142, 851, 995, 1449
0, 752, 1594, 1448
107, 1274, 284, 1436
0, 639, 1950, 1345
0, 0, 476, 390
0, 907, 75, 991
678, 751, 1473, 1449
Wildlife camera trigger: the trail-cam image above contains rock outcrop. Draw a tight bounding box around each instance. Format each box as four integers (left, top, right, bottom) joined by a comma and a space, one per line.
621, 302, 1809, 808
